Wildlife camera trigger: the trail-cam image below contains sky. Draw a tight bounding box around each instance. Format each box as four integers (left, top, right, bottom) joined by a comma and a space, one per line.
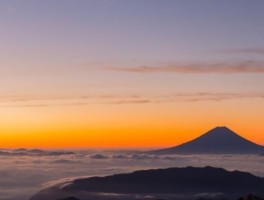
1, 0, 264, 148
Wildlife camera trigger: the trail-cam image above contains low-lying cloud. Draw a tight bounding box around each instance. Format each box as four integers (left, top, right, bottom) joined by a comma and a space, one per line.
0, 149, 75, 157
90, 154, 110, 159
1, 149, 264, 200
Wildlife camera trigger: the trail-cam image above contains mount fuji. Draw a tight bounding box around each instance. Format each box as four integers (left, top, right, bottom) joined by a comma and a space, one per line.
150, 126, 264, 154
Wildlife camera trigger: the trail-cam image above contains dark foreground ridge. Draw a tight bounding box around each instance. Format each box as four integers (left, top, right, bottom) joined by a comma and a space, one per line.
43, 194, 264, 200
29, 166, 264, 200
150, 126, 264, 154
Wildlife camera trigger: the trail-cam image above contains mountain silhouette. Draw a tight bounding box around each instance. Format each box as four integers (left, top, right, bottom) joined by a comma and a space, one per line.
57, 197, 80, 200
150, 126, 264, 154
30, 166, 264, 200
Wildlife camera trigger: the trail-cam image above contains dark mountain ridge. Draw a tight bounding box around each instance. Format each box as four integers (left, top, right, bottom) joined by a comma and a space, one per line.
150, 126, 264, 154
30, 166, 264, 200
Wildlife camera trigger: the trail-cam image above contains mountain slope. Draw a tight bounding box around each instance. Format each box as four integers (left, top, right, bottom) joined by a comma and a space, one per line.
150, 126, 264, 154
30, 166, 264, 200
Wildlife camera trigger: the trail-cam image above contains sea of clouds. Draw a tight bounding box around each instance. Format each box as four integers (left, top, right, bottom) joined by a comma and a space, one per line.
0, 148, 264, 200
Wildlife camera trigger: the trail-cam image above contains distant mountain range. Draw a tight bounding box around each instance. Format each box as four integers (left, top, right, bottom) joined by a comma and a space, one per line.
150, 126, 264, 154
30, 166, 264, 200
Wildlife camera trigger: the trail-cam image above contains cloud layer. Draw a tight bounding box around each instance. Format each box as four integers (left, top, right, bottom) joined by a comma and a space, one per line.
1, 148, 264, 200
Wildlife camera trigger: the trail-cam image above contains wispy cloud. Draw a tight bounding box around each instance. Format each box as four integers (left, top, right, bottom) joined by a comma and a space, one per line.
0, 94, 150, 108
0, 94, 141, 103
165, 92, 264, 102
222, 47, 264, 55
109, 99, 151, 104
1, 92, 264, 108
106, 60, 264, 74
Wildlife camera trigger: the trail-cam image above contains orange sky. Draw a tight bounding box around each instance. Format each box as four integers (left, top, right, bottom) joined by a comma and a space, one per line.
1, 99, 264, 148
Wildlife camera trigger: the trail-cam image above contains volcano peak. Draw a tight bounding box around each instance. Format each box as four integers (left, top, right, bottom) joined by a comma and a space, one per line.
151, 126, 264, 155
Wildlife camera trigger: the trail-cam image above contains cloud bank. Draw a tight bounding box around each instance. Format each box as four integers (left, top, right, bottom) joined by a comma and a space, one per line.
1, 149, 264, 200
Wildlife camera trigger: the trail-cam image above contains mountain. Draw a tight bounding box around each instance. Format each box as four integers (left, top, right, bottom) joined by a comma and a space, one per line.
29, 166, 264, 200
150, 126, 264, 154
58, 197, 80, 200
238, 194, 264, 200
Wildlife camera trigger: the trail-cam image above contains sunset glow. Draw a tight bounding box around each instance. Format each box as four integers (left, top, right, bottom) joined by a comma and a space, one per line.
1, 0, 264, 148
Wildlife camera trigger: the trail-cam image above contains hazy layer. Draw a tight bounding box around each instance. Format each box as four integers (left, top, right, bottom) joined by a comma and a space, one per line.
0, 148, 264, 200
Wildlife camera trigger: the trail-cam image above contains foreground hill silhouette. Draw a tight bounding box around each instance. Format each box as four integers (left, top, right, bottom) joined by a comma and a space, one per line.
30, 166, 264, 200
150, 126, 264, 154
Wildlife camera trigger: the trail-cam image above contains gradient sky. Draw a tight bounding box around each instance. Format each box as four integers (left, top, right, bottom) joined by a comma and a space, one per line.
1, 0, 264, 148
